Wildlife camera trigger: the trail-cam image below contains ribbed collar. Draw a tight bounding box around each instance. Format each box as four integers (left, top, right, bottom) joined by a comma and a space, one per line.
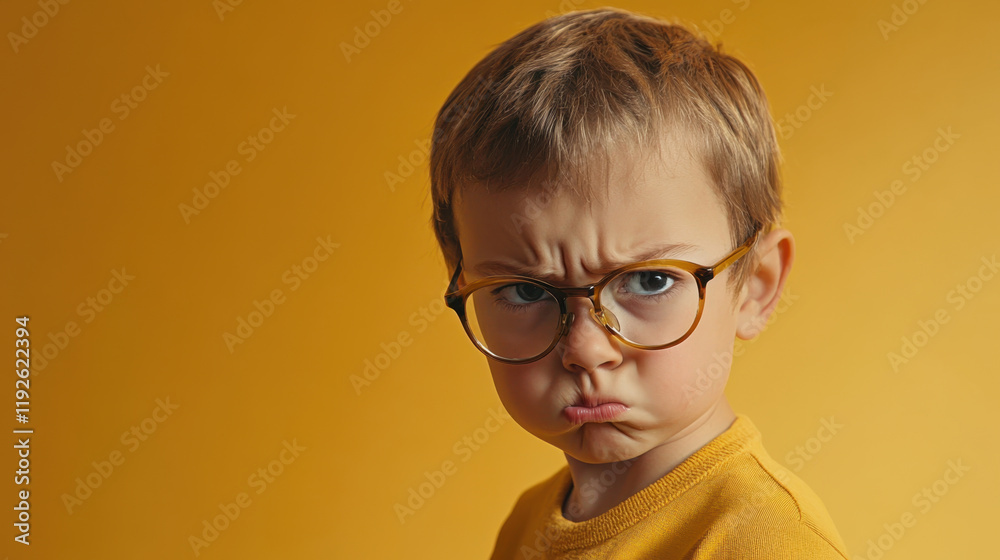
541, 413, 761, 552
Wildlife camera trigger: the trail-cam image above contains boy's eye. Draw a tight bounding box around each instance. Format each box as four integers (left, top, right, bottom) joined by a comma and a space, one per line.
620, 270, 676, 296
497, 283, 549, 304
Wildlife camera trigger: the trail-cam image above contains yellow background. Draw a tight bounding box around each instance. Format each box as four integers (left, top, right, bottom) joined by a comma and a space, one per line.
1, 0, 997, 558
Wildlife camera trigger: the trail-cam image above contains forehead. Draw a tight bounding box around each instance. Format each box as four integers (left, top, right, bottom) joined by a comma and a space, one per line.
453, 135, 732, 280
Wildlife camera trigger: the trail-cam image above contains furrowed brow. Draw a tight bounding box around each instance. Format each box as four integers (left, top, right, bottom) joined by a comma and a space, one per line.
470, 261, 558, 281
470, 242, 700, 281
626, 242, 701, 263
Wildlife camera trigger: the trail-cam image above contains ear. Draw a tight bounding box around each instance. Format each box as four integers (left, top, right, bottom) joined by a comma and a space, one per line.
735, 228, 795, 340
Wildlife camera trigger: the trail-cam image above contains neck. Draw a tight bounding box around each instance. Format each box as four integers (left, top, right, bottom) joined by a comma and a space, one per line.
561, 398, 737, 522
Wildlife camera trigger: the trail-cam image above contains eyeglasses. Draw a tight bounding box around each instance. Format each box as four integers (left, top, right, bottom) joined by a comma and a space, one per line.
444, 230, 759, 364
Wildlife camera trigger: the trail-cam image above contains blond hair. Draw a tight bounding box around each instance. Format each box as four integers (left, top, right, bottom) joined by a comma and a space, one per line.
429, 7, 783, 293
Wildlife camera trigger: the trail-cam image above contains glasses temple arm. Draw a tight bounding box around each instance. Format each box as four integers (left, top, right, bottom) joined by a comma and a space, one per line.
445, 258, 464, 297
708, 229, 760, 277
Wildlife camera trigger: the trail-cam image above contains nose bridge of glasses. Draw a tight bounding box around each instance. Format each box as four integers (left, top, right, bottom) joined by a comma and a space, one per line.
556, 286, 599, 319
561, 305, 619, 335
590, 306, 620, 331
558, 286, 596, 298
555, 285, 620, 334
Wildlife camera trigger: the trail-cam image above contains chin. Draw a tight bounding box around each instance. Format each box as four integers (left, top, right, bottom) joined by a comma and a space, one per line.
565, 447, 639, 465
558, 423, 644, 465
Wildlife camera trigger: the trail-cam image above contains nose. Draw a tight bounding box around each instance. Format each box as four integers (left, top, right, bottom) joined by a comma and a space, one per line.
557, 298, 623, 372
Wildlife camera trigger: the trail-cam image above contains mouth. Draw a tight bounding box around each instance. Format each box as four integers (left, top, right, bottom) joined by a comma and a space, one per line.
563, 396, 628, 425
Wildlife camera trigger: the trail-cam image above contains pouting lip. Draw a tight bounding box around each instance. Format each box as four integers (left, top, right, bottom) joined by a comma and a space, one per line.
571, 394, 626, 408
563, 402, 628, 425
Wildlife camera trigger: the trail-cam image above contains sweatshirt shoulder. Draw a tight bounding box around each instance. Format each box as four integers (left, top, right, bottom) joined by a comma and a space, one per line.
505, 465, 569, 515
700, 442, 850, 559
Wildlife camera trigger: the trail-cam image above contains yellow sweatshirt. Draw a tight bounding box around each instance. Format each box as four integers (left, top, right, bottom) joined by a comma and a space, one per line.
489, 414, 849, 559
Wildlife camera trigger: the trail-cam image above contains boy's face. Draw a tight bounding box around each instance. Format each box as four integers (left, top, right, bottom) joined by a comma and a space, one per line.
453, 135, 751, 465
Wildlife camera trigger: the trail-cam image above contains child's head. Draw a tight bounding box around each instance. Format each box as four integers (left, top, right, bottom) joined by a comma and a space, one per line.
429, 7, 793, 465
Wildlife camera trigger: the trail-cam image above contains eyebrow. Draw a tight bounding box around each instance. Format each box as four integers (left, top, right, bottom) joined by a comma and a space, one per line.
470, 242, 701, 282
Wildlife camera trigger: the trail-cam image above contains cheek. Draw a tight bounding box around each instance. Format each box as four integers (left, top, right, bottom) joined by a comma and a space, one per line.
634, 349, 705, 412
679, 289, 740, 398
635, 291, 739, 409
489, 364, 556, 422
702, 279, 741, 339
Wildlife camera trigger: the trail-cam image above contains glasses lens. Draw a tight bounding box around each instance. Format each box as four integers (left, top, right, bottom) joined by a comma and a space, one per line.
601, 266, 700, 346
465, 281, 561, 361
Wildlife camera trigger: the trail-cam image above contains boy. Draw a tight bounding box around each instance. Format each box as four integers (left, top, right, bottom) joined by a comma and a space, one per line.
429, 7, 849, 559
